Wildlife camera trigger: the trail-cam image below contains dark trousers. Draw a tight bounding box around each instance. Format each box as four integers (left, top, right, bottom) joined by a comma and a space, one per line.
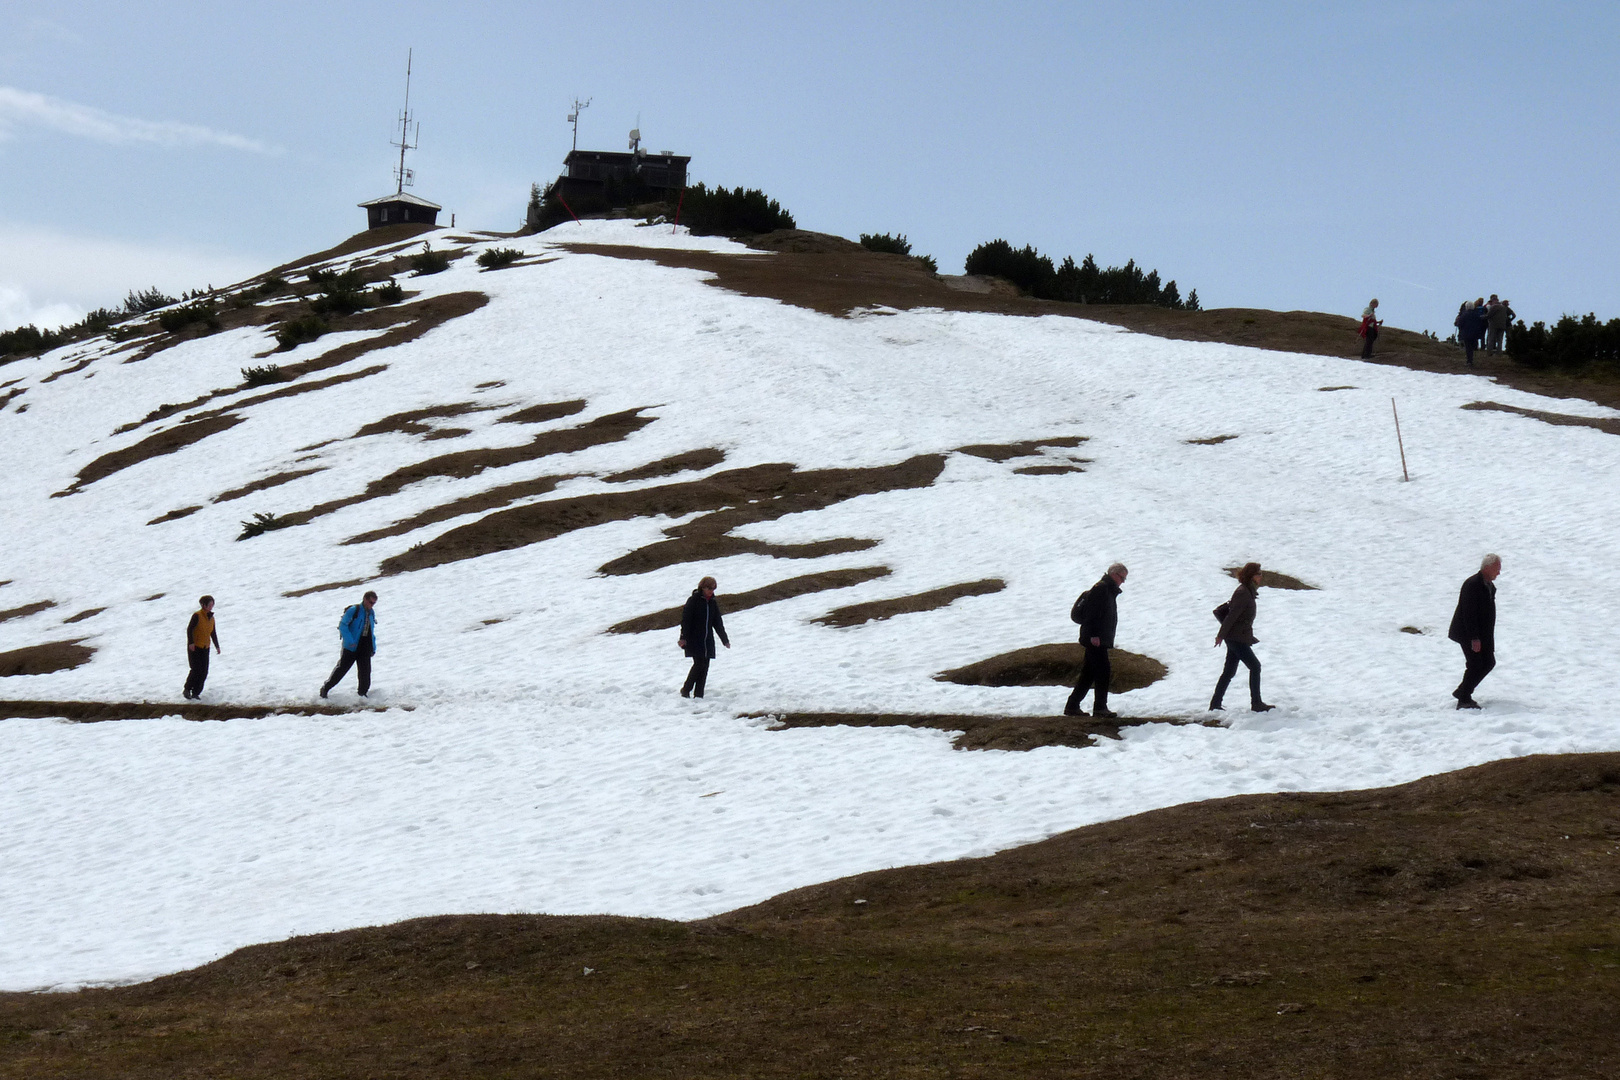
682, 655, 710, 698
184, 647, 210, 697
1455, 644, 1496, 700
1360, 327, 1377, 358
322, 648, 372, 696
1464, 336, 1478, 365
1211, 641, 1262, 709
1065, 644, 1112, 714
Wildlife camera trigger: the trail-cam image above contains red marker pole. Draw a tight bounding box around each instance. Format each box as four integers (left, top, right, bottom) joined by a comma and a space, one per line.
672, 188, 684, 234
559, 196, 580, 225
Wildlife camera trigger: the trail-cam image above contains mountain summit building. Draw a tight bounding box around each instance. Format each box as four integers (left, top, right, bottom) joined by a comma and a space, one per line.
358, 191, 442, 230
554, 147, 690, 208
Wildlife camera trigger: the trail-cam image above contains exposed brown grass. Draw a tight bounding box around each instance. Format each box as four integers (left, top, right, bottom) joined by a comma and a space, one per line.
1460, 400, 1620, 436
0, 699, 390, 723
146, 506, 201, 525
382, 456, 943, 578
268, 224, 441, 276
0, 640, 94, 677
40, 355, 94, 383
353, 402, 499, 439
60, 608, 104, 624
606, 568, 894, 634
812, 579, 1005, 628
494, 399, 588, 426
281, 578, 371, 599
1186, 434, 1238, 445
1012, 463, 1084, 475
54, 415, 245, 497
604, 447, 727, 483
757, 710, 1214, 751
4, 753, 1616, 1079
956, 436, 1088, 462
0, 600, 56, 624
212, 467, 325, 504
937, 644, 1168, 692
1225, 567, 1318, 591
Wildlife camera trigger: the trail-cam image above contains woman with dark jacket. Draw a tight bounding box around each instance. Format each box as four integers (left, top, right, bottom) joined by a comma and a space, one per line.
1210, 562, 1274, 712
678, 575, 730, 698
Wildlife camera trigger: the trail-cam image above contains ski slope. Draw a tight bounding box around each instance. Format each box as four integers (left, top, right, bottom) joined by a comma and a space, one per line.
2, 219, 1618, 990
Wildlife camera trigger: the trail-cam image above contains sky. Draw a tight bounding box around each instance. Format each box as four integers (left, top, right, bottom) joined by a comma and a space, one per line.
2, 1, 1617, 338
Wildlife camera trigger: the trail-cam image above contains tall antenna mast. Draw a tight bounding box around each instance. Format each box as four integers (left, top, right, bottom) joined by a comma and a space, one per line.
567, 96, 591, 153
391, 49, 420, 194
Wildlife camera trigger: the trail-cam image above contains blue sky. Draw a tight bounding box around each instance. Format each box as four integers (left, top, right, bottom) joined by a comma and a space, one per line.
3, 1, 1616, 338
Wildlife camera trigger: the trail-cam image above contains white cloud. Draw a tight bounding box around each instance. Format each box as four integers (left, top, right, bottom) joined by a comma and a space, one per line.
0, 224, 263, 332
0, 85, 279, 154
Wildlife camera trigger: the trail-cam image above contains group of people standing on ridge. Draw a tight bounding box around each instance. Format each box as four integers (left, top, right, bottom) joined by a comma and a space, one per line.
1455, 296, 1514, 367
179, 591, 380, 701
1063, 555, 1503, 717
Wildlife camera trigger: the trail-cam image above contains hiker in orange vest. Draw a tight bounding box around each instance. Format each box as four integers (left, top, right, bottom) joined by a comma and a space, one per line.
183, 595, 221, 700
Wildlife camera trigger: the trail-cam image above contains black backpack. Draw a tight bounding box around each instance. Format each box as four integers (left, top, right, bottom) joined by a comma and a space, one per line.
1070, 590, 1089, 624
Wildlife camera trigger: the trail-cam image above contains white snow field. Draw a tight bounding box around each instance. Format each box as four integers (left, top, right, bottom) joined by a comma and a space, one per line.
2, 220, 1618, 991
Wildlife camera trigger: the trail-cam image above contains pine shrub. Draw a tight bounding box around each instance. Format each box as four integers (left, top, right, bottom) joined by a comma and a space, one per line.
1508, 313, 1620, 371
860, 232, 912, 256
410, 243, 451, 276
237, 511, 293, 541
679, 183, 795, 236
123, 287, 176, 315
964, 240, 1197, 310
241, 364, 290, 387
371, 279, 404, 304
275, 314, 328, 351
0, 324, 61, 360
476, 247, 523, 270
157, 300, 221, 334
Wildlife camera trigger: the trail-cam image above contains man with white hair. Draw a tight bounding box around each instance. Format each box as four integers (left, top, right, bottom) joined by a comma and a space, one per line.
1447, 554, 1501, 709
1064, 562, 1128, 718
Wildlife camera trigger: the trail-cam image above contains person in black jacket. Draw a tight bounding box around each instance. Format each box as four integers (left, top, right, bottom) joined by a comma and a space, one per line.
1211, 563, 1274, 712
678, 575, 730, 698
1064, 562, 1127, 718
1456, 300, 1489, 367
1447, 554, 1501, 709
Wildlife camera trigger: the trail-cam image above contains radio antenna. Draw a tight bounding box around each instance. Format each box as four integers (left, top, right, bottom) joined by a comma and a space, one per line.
391, 49, 420, 194
567, 96, 591, 152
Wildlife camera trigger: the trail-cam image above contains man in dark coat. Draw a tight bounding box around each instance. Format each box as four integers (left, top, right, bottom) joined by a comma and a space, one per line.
1456, 301, 1490, 367
678, 575, 730, 698
1064, 562, 1127, 718
1447, 554, 1501, 709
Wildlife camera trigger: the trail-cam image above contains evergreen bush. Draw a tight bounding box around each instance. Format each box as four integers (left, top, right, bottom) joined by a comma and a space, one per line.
307, 269, 372, 316
964, 240, 1198, 310
860, 233, 912, 256
0, 324, 60, 360
256, 276, 289, 297
1507, 312, 1620, 371
371, 279, 404, 304
410, 243, 451, 276
916, 255, 938, 274
123, 287, 176, 315
476, 247, 523, 270
237, 511, 293, 541
275, 314, 328, 351
679, 183, 795, 236
157, 300, 221, 334
241, 364, 291, 387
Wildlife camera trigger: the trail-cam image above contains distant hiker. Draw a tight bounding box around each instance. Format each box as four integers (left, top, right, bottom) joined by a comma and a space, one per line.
1064, 562, 1127, 719
1358, 299, 1383, 358
1447, 554, 1501, 709
1210, 563, 1274, 712
182, 595, 221, 700
1455, 301, 1489, 367
678, 576, 730, 698
1485, 297, 1514, 354
320, 591, 378, 699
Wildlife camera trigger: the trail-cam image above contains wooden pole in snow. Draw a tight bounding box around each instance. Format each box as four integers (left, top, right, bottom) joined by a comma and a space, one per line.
1392, 397, 1410, 482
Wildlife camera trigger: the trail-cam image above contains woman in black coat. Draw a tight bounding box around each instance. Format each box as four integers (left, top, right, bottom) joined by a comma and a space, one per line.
678, 575, 730, 698
1210, 562, 1275, 712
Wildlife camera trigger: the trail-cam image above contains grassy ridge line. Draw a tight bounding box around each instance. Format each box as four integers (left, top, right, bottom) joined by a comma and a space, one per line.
4, 752, 1617, 1077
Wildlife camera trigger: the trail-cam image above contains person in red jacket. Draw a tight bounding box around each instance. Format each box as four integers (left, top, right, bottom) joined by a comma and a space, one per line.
183, 595, 221, 700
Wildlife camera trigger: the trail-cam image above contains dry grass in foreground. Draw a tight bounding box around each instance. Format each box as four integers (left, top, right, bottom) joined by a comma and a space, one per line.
3, 753, 1617, 1078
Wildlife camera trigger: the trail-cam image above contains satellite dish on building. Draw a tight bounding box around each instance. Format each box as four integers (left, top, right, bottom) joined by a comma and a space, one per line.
628, 128, 641, 152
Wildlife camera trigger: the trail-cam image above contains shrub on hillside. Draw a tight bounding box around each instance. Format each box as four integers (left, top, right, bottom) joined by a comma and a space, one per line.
860, 232, 912, 256
123, 287, 176, 315
679, 183, 795, 236
1508, 312, 1620, 371
275, 314, 328, 351
0, 324, 61, 360
307, 269, 372, 316
237, 511, 293, 541
476, 247, 523, 270
964, 239, 1197, 310
257, 276, 290, 296
916, 254, 938, 274
241, 364, 291, 387
371, 278, 404, 304
157, 300, 220, 334
411, 243, 451, 276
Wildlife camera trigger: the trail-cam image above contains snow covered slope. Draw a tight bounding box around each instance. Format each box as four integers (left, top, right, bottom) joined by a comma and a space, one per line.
2, 220, 1618, 990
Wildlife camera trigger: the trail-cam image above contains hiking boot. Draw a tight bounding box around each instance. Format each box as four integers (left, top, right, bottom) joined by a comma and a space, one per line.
1093, 708, 1119, 719
1062, 703, 1082, 717
1251, 703, 1276, 713
318, 687, 329, 699
680, 688, 691, 698
1457, 697, 1482, 710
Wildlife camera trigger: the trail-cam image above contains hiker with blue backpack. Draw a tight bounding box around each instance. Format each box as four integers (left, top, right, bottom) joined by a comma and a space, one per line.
319, 590, 378, 698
